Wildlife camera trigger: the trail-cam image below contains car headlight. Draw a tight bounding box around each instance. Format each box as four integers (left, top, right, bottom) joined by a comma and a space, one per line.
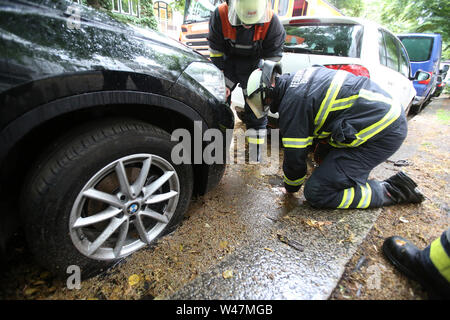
183, 62, 226, 102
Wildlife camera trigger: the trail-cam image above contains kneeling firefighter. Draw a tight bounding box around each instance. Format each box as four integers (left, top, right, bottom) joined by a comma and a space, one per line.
246, 61, 425, 209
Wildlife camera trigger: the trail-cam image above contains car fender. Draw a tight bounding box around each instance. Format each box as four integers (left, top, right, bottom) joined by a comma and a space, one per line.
0, 90, 210, 163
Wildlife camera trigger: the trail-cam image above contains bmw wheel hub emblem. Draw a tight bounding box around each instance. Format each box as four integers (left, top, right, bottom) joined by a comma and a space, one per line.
128, 203, 140, 214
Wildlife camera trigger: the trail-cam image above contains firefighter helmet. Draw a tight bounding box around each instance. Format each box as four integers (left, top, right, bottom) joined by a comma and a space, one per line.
228, 0, 271, 26
246, 60, 282, 119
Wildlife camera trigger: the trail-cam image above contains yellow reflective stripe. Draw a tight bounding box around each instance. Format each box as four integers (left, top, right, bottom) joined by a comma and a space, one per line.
283, 174, 306, 186
330, 94, 358, 111
282, 137, 314, 148
314, 70, 347, 136
317, 131, 331, 139
338, 187, 355, 209
357, 183, 372, 209
247, 137, 265, 145
209, 48, 224, 58
430, 238, 450, 282
329, 94, 401, 148
358, 89, 393, 105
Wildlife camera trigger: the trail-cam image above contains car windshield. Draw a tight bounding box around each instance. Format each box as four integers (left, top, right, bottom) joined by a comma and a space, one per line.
283, 23, 363, 58
399, 37, 434, 62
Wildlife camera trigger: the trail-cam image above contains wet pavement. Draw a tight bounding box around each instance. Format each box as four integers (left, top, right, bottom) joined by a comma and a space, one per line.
1, 97, 448, 300
168, 126, 383, 300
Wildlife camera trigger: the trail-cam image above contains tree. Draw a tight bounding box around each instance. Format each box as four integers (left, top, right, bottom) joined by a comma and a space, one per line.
327, 0, 364, 17
170, 0, 186, 13
379, 0, 450, 59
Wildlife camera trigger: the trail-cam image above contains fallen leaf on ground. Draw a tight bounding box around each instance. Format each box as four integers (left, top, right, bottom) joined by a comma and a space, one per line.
222, 270, 233, 279
128, 274, 140, 286
399, 217, 409, 223
219, 241, 229, 249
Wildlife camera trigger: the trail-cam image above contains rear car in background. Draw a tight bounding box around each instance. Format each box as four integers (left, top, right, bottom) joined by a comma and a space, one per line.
234, 16, 423, 124
433, 64, 449, 98
0, 0, 233, 277
397, 33, 442, 113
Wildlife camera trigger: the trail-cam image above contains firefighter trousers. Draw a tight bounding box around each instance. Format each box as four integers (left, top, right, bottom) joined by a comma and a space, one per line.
303, 116, 408, 209
419, 227, 450, 296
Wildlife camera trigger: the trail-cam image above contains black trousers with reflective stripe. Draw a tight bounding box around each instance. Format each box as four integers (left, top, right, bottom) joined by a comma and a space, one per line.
303, 115, 407, 209
419, 228, 450, 287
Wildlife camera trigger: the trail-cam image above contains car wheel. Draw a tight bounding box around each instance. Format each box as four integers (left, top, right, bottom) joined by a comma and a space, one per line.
21, 119, 193, 277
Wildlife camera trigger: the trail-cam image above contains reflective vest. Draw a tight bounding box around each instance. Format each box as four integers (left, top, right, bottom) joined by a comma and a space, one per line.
218, 3, 273, 43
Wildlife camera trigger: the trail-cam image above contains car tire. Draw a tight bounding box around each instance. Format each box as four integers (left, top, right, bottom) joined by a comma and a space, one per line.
20, 119, 193, 278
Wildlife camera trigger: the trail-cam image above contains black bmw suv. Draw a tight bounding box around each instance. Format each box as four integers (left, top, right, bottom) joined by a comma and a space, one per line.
0, 0, 234, 276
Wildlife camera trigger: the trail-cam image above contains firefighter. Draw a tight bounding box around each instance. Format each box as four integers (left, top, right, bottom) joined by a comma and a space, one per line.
246, 60, 425, 208
208, 0, 285, 162
383, 228, 450, 299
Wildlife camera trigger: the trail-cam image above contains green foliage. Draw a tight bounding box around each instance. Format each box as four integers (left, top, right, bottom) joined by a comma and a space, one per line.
327, 0, 364, 17
81, 0, 158, 30
378, 0, 450, 60
170, 0, 186, 13
329, 0, 449, 60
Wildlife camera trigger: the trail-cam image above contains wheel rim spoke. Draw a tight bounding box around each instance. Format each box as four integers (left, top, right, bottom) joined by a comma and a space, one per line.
113, 219, 129, 258
115, 160, 132, 198
145, 190, 178, 205
82, 188, 122, 208
87, 217, 127, 256
131, 156, 152, 198
139, 208, 169, 224
134, 215, 151, 244
73, 207, 122, 228
142, 171, 175, 201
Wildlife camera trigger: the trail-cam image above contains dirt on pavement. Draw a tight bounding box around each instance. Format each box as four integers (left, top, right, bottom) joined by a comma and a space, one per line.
0, 96, 448, 300
330, 96, 450, 300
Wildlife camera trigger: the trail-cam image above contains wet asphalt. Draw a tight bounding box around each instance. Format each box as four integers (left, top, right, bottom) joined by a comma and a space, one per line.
166, 97, 428, 300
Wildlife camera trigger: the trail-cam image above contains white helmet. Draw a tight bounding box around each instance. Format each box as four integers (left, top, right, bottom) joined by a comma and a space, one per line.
246, 60, 282, 119
228, 0, 271, 26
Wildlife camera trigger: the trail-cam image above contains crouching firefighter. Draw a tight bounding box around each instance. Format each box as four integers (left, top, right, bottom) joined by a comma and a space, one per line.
207, 0, 285, 162
246, 61, 425, 209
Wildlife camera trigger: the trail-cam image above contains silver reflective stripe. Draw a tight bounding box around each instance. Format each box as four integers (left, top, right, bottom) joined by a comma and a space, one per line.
234, 43, 254, 49
283, 174, 306, 186
282, 137, 314, 148
314, 70, 348, 136
357, 183, 372, 209
330, 95, 358, 111
338, 187, 355, 209
329, 89, 401, 148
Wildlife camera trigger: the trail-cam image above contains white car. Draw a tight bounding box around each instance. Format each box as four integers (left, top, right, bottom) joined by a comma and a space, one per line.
281, 16, 418, 114
234, 16, 423, 122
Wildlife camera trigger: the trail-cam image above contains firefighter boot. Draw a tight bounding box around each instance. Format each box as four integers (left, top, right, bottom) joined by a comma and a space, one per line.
383, 236, 450, 299
380, 171, 425, 205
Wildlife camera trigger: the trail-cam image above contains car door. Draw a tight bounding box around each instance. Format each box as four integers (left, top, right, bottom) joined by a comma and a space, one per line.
376, 29, 414, 110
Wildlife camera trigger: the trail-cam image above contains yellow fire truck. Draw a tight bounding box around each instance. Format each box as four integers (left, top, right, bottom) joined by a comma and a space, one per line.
179, 0, 343, 56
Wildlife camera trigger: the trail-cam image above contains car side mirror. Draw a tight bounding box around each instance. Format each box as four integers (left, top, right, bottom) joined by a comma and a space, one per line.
411, 70, 430, 81
442, 65, 449, 73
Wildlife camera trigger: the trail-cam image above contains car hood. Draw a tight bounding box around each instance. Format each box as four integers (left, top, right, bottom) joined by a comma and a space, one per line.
0, 0, 206, 92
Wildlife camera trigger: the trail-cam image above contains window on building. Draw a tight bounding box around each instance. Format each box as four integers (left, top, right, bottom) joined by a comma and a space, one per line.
111, 0, 140, 17
154, 1, 173, 33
